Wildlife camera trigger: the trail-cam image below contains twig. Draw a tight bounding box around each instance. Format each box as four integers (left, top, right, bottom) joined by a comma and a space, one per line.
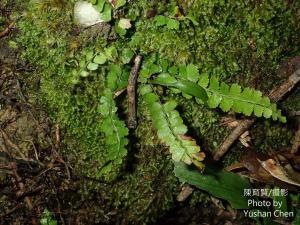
0, 204, 21, 218
0, 128, 27, 159
291, 123, 300, 154
213, 68, 300, 161
127, 55, 142, 129
55, 123, 60, 149
11, 162, 38, 225
213, 119, 255, 161
0, 21, 15, 38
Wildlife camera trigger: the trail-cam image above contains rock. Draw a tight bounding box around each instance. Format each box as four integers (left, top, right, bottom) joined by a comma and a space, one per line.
74, 1, 103, 28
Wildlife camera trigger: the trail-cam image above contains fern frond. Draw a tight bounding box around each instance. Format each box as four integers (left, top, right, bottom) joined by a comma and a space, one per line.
98, 88, 129, 173
199, 75, 286, 122
140, 85, 205, 169
152, 73, 286, 122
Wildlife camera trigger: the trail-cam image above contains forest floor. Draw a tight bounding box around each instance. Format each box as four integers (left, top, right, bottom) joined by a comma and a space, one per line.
1, 0, 300, 225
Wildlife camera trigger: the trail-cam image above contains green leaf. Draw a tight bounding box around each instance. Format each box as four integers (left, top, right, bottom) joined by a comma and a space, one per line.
186, 64, 199, 82
104, 46, 117, 60
263, 108, 272, 118
86, 50, 94, 61
79, 58, 86, 68
220, 82, 230, 94
143, 88, 204, 167
209, 76, 219, 91
154, 15, 167, 26
242, 103, 254, 116
208, 94, 222, 108
168, 66, 178, 75
166, 18, 180, 30
230, 83, 242, 96
253, 105, 264, 117
198, 74, 209, 88
94, 53, 107, 64
174, 162, 252, 209
121, 48, 134, 64
154, 73, 177, 84
95, 0, 105, 12
152, 75, 208, 102
178, 64, 187, 79
87, 62, 98, 71
98, 89, 129, 174
102, 3, 112, 22
160, 59, 169, 72
196, 76, 286, 121
80, 70, 89, 77
220, 98, 233, 112
107, 64, 122, 90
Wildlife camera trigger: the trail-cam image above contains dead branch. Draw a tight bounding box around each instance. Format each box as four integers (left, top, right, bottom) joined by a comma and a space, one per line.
127, 55, 142, 129
213, 68, 300, 161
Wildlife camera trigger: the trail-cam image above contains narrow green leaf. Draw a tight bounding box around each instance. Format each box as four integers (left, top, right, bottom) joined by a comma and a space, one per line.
172, 79, 208, 102
102, 3, 112, 22
95, 0, 105, 12
174, 162, 252, 209
154, 73, 177, 84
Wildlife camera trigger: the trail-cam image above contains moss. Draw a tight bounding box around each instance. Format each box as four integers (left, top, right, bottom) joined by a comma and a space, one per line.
75, 104, 179, 224
16, 0, 300, 223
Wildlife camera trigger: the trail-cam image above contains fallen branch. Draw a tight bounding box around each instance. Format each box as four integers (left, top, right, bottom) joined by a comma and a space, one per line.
127, 55, 142, 129
213, 68, 300, 161
0, 21, 15, 38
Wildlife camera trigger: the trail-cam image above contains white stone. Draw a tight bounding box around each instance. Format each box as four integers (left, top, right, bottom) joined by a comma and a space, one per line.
74, 1, 103, 27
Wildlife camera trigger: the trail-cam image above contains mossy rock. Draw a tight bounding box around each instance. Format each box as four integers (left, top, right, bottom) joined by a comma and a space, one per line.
15, 0, 300, 223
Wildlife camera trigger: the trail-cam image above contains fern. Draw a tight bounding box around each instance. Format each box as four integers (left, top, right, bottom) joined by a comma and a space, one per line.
140, 85, 205, 169
198, 75, 286, 122
97, 88, 129, 173
152, 73, 286, 122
